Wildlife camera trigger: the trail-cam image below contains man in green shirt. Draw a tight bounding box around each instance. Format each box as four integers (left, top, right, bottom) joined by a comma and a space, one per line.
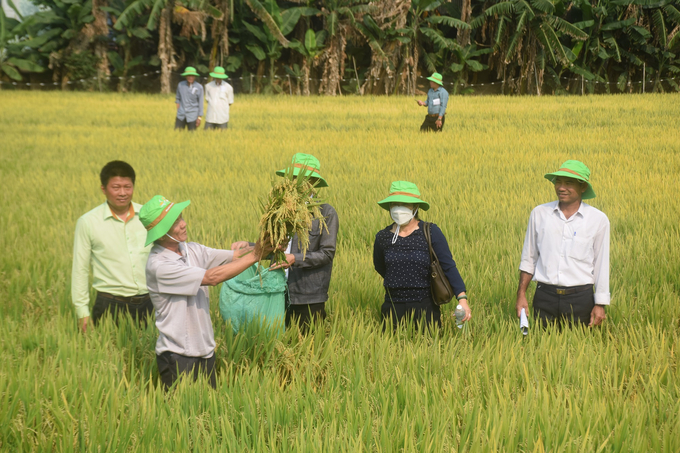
71, 161, 152, 333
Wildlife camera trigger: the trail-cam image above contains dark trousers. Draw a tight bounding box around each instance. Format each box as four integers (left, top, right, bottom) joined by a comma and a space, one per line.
285, 301, 326, 333
91, 292, 153, 326
381, 296, 441, 331
533, 283, 594, 328
174, 117, 197, 131
156, 351, 216, 391
420, 115, 446, 132
205, 121, 228, 130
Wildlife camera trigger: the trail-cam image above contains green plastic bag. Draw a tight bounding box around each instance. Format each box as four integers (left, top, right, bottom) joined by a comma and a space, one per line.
219, 264, 286, 334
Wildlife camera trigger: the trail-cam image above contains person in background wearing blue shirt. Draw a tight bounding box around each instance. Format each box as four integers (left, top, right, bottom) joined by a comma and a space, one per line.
373, 181, 471, 330
416, 72, 449, 132
175, 67, 204, 131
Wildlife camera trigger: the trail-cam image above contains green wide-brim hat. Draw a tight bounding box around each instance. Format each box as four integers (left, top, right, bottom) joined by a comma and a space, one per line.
140, 195, 191, 246
209, 66, 229, 79
276, 153, 328, 188
544, 160, 596, 199
377, 181, 430, 211
181, 66, 200, 77
426, 72, 444, 86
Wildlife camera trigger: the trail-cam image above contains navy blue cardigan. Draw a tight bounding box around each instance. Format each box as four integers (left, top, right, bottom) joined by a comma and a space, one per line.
373, 221, 466, 303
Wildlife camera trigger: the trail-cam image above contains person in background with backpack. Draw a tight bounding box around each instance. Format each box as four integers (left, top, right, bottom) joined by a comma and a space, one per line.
373, 181, 470, 330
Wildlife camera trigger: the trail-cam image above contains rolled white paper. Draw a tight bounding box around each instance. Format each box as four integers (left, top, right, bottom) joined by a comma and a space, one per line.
520, 308, 529, 335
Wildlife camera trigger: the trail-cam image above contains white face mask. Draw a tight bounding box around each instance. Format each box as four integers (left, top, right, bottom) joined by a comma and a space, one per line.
389, 206, 418, 244
390, 206, 416, 226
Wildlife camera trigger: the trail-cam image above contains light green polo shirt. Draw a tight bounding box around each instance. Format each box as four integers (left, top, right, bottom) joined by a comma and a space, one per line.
71, 202, 151, 318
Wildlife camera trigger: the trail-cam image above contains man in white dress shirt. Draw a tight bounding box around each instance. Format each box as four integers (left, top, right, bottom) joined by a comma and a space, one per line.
204, 66, 234, 130
516, 160, 610, 328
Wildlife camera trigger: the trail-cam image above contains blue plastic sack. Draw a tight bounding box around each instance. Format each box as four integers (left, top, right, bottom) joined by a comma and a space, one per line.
219, 264, 286, 334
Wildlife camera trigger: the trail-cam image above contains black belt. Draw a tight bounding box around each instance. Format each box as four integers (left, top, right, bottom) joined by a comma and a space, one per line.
536, 283, 593, 295
98, 292, 150, 303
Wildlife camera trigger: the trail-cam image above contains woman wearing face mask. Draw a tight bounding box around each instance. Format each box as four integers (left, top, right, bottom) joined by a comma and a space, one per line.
373, 181, 471, 330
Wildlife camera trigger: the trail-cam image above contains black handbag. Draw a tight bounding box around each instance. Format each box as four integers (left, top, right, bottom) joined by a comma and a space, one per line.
423, 222, 455, 305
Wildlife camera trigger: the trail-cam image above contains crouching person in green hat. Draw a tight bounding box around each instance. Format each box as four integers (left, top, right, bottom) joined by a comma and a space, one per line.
140, 195, 274, 390
175, 66, 203, 131
416, 72, 448, 132
205, 66, 234, 131
275, 153, 339, 333
373, 181, 470, 330
517, 160, 610, 329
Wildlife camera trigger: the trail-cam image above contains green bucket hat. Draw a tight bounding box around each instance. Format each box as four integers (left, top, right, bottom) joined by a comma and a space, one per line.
181, 66, 200, 77
544, 160, 596, 200
276, 153, 328, 188
377, 181, 430, 211
426, 72, 444, 86
209, 66, 229, 79
140, 195, 191, 246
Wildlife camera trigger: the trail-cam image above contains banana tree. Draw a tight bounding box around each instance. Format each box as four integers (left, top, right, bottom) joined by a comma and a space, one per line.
450, 44, 492, 93
116, 0, 222, 93
1, 6, 45, 85
401, 0, 471, 95
317, 0, 373, 95
643, 0, 680, 91
289, 28, 326, 95
240, 0, 302, 93
18, 0, 101, 89
100, 0, 152, 91
474, 0, 588, 94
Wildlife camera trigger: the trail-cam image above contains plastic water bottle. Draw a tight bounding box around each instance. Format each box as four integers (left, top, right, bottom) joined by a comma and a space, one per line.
454, 304, 466, 329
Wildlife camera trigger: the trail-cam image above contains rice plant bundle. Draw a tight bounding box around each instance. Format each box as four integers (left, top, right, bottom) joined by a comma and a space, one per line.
258, 167, 327, 265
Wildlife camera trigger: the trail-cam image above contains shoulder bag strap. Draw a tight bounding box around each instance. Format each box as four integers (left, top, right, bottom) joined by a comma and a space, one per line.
423, 221, 437, 264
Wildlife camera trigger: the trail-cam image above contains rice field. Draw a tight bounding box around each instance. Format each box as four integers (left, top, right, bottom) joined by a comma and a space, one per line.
1, 91, 679, 452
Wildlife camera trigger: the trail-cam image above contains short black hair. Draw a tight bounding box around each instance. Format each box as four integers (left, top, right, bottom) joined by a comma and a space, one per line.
100, 161, 136, 187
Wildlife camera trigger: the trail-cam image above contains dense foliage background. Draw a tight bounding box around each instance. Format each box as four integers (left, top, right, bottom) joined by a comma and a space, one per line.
1, 0, 679, 94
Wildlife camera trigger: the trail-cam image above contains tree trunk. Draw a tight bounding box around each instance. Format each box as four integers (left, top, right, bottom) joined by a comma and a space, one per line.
159, 0, 176, 94
209, 0, 230, 70
412, 42, 419, 95
302, 57, 310, 96
319, 34, 345, 96
120, 45, 131, 92
457, 0, 471, 47
92, 0, 110, 91
256, 60, 265, 93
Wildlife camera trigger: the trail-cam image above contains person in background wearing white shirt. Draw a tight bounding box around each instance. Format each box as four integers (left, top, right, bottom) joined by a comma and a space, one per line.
204, 66, 234, 130
516, 160, 610, 328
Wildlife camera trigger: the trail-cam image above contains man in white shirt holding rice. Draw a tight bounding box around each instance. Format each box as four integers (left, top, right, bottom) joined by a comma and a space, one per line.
204, 66, 234, 130
517, 160, 610, 328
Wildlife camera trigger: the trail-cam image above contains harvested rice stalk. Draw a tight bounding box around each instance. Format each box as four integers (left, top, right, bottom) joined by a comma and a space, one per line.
258, 166, 327, 266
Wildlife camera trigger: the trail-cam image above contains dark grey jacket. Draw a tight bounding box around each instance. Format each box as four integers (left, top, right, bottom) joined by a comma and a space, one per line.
287, 203, 338, 305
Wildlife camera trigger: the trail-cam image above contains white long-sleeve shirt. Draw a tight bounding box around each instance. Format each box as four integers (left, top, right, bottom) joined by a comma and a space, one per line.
519, 201, 611, 305
205, 81, 234, 124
